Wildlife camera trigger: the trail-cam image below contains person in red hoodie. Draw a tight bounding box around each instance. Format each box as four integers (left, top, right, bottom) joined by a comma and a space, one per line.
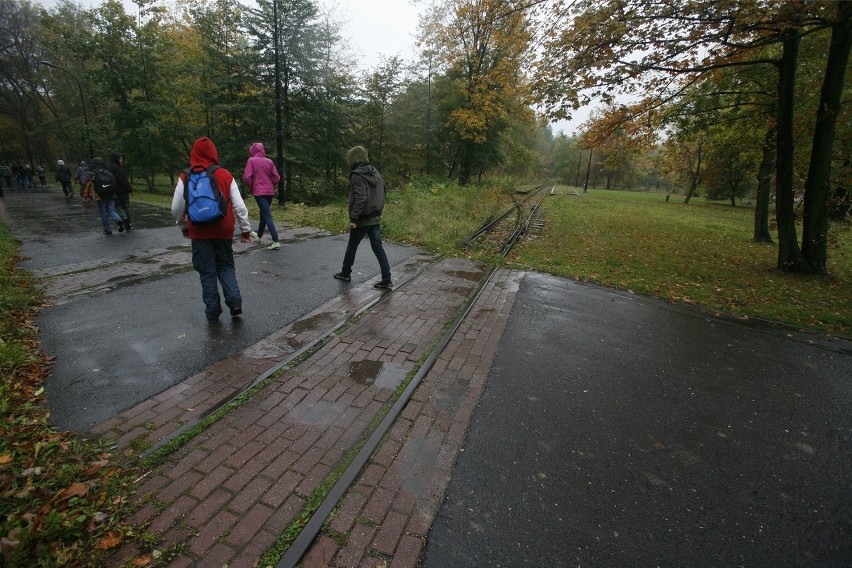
171, 137, 253, 324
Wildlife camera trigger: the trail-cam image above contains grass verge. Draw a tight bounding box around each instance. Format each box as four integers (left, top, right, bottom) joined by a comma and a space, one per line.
0, 221, 142, 566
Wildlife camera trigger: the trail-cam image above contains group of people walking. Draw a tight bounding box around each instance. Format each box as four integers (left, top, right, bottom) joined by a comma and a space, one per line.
5, 138, 393, 325
0, 163, 47, 194
171, 137, 393, 324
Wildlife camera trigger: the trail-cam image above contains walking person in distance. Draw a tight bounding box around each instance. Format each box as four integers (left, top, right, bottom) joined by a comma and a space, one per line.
109, 152, 133, 231
171, 137, 253, 324
243, 142, 282, 250
83, 157, 124, 235
333, 145, 393, 289
55, 160, 73, 198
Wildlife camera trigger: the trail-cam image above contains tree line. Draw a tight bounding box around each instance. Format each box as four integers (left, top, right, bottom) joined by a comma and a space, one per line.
1, 0, 848, 274
0, 0, 550, 201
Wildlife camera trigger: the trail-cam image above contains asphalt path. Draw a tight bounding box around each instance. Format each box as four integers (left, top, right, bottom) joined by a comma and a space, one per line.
0, 188, 418, 432
422, 272, 852, 566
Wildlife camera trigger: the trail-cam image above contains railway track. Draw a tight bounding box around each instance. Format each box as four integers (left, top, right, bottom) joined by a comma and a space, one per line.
463, 184, 552, 256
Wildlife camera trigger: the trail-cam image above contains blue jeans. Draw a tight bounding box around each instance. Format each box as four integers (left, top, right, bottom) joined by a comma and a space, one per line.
96, 198, 123, 232
191, 239, 242, 321
341, 224, 391, 282
254, 195, 279, 242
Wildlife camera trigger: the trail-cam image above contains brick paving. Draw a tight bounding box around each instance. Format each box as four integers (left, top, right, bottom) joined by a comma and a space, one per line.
103, 257, 522, 567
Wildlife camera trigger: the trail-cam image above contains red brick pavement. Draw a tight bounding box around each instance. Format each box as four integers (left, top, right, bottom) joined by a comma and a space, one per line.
105, 257, 522, 567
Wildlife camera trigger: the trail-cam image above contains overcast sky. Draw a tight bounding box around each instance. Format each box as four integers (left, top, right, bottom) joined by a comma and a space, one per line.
321, 0, 422, 70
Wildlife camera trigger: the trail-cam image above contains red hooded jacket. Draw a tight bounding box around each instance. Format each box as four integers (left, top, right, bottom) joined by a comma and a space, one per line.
172, 137, 249, 240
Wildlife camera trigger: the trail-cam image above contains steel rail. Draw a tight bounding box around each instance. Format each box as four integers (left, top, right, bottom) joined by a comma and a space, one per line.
276, 263, 499, 568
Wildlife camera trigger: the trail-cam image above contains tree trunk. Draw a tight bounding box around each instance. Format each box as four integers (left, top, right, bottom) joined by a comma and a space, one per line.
775, 31, 810, 272
800, 2, 852, 274
458, 140, 474, 185
754, 125, 775, 243
683, 140, 702, 204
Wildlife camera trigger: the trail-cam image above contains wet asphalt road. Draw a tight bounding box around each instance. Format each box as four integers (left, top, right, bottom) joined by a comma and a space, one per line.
0, 189, 417, 432
3, 188, 851, 565
422, 273, 852, 566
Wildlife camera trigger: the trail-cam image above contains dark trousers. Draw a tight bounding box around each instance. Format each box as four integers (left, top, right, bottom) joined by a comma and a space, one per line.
191, 239, 242, 320
254, 195, 279, 242
341, 224, 391, 282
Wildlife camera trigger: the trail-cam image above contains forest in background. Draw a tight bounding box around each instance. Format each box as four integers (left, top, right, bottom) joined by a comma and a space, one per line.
1, 0, 849, 272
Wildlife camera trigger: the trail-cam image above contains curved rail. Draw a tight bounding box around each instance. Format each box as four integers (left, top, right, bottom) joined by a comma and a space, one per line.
499, 186, 549, 257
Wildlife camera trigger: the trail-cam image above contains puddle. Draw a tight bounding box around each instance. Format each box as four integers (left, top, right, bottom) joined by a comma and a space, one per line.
244, 339, 296, 359
444, 269, 482, 282
347, 360, 408, 389
291, 312, 337, 334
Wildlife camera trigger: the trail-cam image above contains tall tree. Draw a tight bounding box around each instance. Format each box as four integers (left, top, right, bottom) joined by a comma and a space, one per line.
0, 0, 47, 164
533, 0, 850, 274
245, 0, 322, 201
421, 0, 533, 185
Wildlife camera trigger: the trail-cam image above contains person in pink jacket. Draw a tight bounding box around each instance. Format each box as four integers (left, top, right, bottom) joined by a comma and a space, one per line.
243, 142, 282, 250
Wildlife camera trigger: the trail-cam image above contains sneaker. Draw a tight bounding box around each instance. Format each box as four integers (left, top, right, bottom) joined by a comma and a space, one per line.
250, 231, 259, 241
374, 280, 393, 289
103, 229, 113, 235
230, 306, 242, 317
268, 241, 281, 250
117, 220, 124, 233
125, 222, 132, 232
333, 272, 351, 282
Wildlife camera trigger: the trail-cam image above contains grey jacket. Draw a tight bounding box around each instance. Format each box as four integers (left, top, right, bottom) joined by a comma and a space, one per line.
348, 164, 386, 226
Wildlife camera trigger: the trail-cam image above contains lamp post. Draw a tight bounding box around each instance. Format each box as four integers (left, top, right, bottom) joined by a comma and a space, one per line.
40, 60, 94, 159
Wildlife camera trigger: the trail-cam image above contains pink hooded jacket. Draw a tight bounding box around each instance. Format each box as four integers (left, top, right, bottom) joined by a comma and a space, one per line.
243, 143, 280, 197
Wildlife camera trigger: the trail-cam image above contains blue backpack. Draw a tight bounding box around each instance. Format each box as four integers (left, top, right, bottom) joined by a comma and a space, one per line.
183, 165, 226, 225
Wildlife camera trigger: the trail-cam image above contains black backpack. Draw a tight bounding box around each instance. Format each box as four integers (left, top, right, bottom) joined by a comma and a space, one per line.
92, 167, 116, 198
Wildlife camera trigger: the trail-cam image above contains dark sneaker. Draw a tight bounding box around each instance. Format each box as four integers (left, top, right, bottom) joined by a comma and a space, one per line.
117, 220, 124, 233
103, 229, 113, 235
333, 272, 351, 282
230, 306, 242, 317
374, 280, 393, 289
125, 222, 132, 232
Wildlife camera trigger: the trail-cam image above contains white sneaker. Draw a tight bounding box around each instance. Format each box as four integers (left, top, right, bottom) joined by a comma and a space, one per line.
250, 231, 259, 241
268, 241, 281, 250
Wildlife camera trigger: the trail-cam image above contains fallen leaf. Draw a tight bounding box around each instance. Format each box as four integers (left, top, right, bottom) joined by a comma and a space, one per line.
97, 530, 124, 550
57, 482, 89, 501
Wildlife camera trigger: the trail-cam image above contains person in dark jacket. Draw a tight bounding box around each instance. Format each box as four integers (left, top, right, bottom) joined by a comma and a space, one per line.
83, 157, 123, 235
55, 160, 74, 197
171, 137, 253, 324
333, 145, 392, 289
108, 152, 133, 230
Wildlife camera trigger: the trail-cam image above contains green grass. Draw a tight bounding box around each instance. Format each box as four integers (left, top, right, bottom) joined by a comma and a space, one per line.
515, 187, 850, 334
